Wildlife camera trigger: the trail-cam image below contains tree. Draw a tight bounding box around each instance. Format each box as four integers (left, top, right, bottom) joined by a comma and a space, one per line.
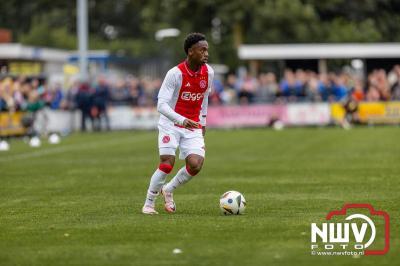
2, 0, 400, 69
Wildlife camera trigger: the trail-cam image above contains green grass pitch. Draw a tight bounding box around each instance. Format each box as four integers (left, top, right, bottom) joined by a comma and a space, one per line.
0, 127, 399, 266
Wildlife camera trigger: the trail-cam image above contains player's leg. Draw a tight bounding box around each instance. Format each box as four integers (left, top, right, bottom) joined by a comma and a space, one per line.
149, 155, 175, 197
162, 130, 205, 213
142, 155, 175, 214
142, 126, 179, 215
163, 154, 204, 193
185, 154, 204, 175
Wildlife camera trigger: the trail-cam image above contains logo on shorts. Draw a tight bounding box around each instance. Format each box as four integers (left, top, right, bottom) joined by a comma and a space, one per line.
162, 136, 170, 143
200, 80, 207, 89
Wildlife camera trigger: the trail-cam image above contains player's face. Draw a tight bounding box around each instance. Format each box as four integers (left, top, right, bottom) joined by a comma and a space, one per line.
189, 40, 209, 65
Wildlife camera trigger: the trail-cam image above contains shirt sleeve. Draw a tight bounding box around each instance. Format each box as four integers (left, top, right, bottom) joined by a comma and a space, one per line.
157, 69, 186, 125
200, 66, 214, 126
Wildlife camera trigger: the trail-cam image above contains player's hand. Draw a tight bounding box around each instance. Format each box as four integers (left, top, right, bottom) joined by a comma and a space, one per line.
202, 126, 206, 136
183, 119, 200, 129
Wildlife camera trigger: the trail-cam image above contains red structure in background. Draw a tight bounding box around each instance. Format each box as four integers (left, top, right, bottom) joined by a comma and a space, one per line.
0, 28, 12, 43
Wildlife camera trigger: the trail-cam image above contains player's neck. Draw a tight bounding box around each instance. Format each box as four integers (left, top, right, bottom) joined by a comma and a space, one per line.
185, 59, 201, 72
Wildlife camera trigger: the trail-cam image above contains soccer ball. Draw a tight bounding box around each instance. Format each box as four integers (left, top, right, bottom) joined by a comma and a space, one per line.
219, 191, 246, 215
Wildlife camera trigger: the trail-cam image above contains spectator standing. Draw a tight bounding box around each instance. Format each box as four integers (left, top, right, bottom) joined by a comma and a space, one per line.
238, 73, 258, 104
256, 72, 278, 103
75, 82, 93, 132
93, 78, 110, 131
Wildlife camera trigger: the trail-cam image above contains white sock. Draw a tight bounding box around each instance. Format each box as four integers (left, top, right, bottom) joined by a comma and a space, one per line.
144, 169, 168, 207
163, 166, 193, 193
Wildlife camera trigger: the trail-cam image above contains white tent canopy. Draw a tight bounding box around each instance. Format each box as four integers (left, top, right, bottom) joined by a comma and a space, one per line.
0, 43, 69, 62
238, 43, 400, 60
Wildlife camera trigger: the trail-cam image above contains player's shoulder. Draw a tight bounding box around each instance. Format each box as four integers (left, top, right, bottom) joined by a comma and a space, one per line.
164, 66, 182, 83
205, 63, 214, 75
166, 66, 181, 76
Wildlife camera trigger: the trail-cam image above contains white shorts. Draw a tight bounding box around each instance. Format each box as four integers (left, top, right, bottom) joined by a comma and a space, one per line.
158, 123, 205, 160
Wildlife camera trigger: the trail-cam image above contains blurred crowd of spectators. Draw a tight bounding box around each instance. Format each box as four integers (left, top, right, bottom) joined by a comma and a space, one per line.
0, 75, 162, 113
1, 65, 400, 114
210, 65, 400, 105
0, 75, 162, 131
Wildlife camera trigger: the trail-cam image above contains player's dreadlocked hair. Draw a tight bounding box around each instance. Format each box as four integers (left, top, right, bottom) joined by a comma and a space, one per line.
184, 33, 206, 55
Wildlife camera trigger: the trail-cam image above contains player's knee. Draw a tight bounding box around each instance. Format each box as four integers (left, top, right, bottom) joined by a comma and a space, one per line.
159, 156, 175, 174
159, 155, 175, 170
186, 164, 201, 176
185, 157, 204, 176
159, 163, 173, 174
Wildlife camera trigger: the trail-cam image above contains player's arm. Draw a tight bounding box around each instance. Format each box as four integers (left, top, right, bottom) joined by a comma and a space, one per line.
157, 69, 187, 125
200, 91, 209, 136
200, 67, 214, 136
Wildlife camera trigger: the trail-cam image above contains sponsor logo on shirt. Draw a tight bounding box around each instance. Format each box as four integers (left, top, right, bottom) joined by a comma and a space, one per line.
181, 92, 204, 101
